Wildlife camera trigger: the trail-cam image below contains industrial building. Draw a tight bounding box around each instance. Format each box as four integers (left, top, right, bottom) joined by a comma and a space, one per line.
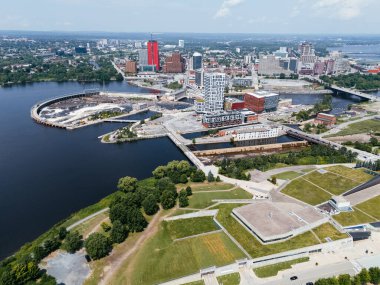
244, 91, 279, 113
314, 113, 337, 126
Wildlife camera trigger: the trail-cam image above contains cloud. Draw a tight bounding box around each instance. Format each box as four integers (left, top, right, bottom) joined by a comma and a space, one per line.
312, 0, 371, 20
214, 0, 245, 18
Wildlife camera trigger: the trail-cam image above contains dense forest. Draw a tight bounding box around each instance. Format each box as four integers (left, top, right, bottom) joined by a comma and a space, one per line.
321, 73, 380, 90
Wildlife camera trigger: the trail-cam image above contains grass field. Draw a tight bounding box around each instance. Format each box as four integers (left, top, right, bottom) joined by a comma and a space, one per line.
275, 171, 302, 180
327, 119, 380, 137
325, 166, 374, 184
126, 227, 245, 285
181, 281, 205, 285
188, 188, 252, 209
281, 178, 331, 205
216, 273, 240, 285
333, 208, 375, 226
165, 217, 219, 240
355, 195, 380, 220
213, 204, 320, 258
170, 209, 197, 217
191, 183, 235, 192
253, 257, 309, 278
304, 171, 359, 195
312, 223, 349, 242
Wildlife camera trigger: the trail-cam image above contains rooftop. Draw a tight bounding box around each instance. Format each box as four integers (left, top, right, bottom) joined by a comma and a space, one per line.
245, 91, 279, 98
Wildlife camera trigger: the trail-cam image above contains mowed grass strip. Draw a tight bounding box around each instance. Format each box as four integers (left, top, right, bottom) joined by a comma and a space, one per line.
188, 188, 252, 209
304, 171, 359, 195
325, 166, 374, 184
181, 281, 205, 285
216, 273, 240, 285
275, 171, 302, 180
312, 223, 349, 242
281, 178, 331, 205
253, 257, 309, 278
128, 228, 245, 285
356, 195, 380, 220
165, 216, 219, 240
191, 182, 235, 192
212, 204, 320, 258
333, 208, 375, 227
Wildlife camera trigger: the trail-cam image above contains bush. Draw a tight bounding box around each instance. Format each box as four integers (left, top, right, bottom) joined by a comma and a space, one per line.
85, 233, 112, 260
191, 170, 206, 182
178, 190, 189, 207
110, 220, 129, 244
62, 231, 83, 253
101, 222, 112, 232
207, 171, 215, 182
142, 194, 159, 215
186, 186, 192, 196
216, 176, 221, 182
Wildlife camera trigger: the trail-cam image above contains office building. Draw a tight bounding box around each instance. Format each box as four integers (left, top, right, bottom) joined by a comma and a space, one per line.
203, 73, 226, 113
202, 110, 242, 128
138, 49, 148, 65
178, 40, 185, 48
273, 47, 288, 58
125, 60, 137, 74
163, 52, 185, 73
195, 69, 204, 88
313, 61, 326, 75
244, 91, 279, 113
258, 55, 290, 76
299, 42, 317, 65
289, 58, 298, 73
244, 55, 252, 64
147, 40, 160, 71
192, 52, 203, 70
232, 77, 253, 87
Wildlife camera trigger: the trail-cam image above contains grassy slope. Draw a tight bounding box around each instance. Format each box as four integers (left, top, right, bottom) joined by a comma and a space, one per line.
312, 223, 349, 242
253, 257, 309, 278
304, 171, 359, 195
275, 171, 302, 180
188, 189, 252, 209
216, 273, 240, 285
281, 178, 331, 205
325, 166, 374, 184
355, 195, 380, 220
165, 217, 219, 239
333, 208, 375, 226
328, 119, 380, 137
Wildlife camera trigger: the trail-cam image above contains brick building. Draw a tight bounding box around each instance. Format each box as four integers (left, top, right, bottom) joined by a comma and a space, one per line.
125, 60, 137, 74
163, 52, 185, 73
314, 113, 337, 126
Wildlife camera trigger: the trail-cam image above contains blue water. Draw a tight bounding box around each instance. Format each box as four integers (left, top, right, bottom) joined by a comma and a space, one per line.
0, 81, 186, 260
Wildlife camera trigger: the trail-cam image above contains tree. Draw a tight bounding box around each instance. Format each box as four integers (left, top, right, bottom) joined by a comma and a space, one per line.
109, 202, 128, 224
101, 222, 112, 232
271, 176, 277, 185
191, 170, 206, 182
43, 238, 61, 254
161, 190, 177, 209
142, 194, 159, 215
178, 190, 189, 207
62, 231, 83, 253
179, 174, 188, 184
117, 176, 138, 193
110, 220, 129, 244
85, 233, 112, 260
58, 227, 68, 240
156, 177, 176, 194
152, 165, 167, 179
11, 261, 40, 284
186, 186, 192, 196
207, 171, 215, 182
279, 73, 286, 79
369, 267, 380, 285
337, 274, 351, 285
216, 176, 221, 182
358, 268, 371, 284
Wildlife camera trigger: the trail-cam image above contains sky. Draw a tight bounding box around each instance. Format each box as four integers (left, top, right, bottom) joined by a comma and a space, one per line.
1, 0, 380, 34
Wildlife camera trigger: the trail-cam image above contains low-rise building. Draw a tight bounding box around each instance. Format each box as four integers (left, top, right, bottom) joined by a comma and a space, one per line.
244, 91, 279, 113
315, 113, 337, 126
125, 60, 137, 74
224, 98, 245, 111
232, 126, 280, 141
202, 111, 242, 128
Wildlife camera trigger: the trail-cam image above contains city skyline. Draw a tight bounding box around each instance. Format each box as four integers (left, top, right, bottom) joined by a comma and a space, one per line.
1, 0, 380, 34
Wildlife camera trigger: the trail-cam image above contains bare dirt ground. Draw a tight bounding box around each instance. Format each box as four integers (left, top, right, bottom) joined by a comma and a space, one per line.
327, 133, 372, 143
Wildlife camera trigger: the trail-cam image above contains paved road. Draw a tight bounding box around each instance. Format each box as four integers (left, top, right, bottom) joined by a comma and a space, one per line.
321, 115, 378, 137
262, 261, 355, 285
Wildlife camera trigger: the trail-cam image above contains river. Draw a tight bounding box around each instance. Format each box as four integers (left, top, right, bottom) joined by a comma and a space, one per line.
0, 81, 375, 260
0, 81, 187, 260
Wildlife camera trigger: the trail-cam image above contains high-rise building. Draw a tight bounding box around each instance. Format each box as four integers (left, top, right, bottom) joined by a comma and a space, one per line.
178, 40, 185, 48
299, 42, 317, 65
258, 55, 290, 75
126, 60, 137, 74
138, 49, 148, 65
147, 40, 160, 71
163, 52, 185, 73
203, 73, 226, 113
192, 52, 203, 70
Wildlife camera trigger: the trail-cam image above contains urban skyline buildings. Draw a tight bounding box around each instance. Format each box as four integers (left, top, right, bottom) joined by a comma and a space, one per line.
204, 73, 226, 113
147, 40, 160, 71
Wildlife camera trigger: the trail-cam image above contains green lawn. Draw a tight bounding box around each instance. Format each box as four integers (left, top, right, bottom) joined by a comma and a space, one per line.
355, 195, 380, 220
128, 226, 245, 285
328, 119, 380, 137
216, 273, 240, 285
304, 171, 359, 195
281, 178, 331, 205
325, 166, 374, 184
188, 189, 252, 209
253, 257, 309, 278
312, 223, 349, 242
275, 171, 302, 180
212, 204, 320, 258
165, 216, 219, 240
170, 209, 197, 217
333, 208, 375, 227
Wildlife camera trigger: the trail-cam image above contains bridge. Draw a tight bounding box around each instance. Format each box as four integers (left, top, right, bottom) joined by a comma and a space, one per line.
283, 126, 380, 162
330, 85, 378, 101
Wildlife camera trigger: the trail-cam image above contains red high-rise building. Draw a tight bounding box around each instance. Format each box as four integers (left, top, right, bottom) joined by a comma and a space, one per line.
147, 40, 160, 71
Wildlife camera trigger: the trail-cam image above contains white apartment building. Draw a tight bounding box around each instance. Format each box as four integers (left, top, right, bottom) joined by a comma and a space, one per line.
204, 73, 226, 113
233, 127, 280, 141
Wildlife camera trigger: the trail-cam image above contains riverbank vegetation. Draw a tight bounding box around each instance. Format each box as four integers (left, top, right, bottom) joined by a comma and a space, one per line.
343, 137, 380, 154
293, 94, 333, 122
328, 119, 380, 137
216, 145, 357, 180
89, 110, 124, 121
320, 73, 380, 91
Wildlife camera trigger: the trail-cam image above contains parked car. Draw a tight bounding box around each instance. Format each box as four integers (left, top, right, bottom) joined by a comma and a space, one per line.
290, 276, 298, 281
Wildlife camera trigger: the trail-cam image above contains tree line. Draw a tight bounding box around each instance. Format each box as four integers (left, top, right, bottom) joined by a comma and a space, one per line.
321, 73, 380, 91
315, 267, 380, 285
